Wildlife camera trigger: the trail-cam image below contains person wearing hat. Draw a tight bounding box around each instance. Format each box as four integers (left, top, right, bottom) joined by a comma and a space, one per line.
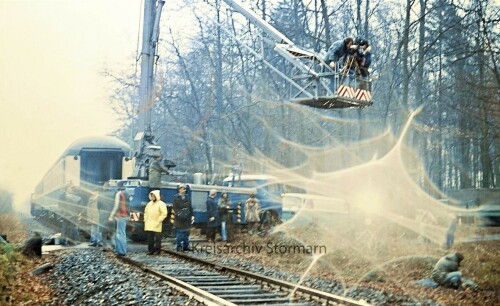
144, 189, 168, 255
172, 184, 193, 251
245, 193, 260, 235
205, 189, 218, 242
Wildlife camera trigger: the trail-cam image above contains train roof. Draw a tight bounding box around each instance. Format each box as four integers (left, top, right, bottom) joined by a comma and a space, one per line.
63, 136, 131, 156
222, 174, 279, 182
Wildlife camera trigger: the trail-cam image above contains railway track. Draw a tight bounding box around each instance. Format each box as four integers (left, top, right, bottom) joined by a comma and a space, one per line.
120, 246, 370, 306
24, 213, 373, 305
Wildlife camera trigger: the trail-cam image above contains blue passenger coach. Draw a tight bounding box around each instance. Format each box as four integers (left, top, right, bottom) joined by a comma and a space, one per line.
31, 136, 133, 225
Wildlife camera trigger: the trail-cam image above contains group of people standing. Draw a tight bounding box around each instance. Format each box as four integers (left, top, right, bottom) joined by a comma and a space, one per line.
78, 181, 195, 256
58, 183, 127, 255
206, 191, 262, 242
146, 185, 266, 253
59, 177, 267, 257
142, 183, 194, 254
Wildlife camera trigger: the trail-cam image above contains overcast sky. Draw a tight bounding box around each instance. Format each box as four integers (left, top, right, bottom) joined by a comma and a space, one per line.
0, 0, 148, 211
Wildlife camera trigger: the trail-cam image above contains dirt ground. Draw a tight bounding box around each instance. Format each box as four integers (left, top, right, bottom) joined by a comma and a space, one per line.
202, 214, 500, 306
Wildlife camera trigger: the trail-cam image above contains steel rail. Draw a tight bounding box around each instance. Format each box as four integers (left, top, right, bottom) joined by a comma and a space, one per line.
116, 255, 237, 306
162, 249, 370, 306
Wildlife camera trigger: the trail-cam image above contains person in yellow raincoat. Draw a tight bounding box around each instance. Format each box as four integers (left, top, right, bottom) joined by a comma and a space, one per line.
144, 190, 167, 255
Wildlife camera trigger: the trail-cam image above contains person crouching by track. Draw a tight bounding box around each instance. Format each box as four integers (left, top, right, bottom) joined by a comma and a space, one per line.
431, 252, 463, 289
173, 184, 193, 252
206, 189, 218, 242
108, 184, 129, 257
431, 252, 479, 290
144, 190, 167, 255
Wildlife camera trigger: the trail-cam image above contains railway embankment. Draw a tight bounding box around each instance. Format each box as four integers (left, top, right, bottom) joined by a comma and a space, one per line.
1, 212, 499, 305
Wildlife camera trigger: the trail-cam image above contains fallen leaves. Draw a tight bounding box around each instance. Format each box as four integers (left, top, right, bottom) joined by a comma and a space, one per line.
1, 256, 56, 305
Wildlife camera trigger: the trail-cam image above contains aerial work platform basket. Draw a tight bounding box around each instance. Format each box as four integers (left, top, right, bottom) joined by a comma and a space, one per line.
278, 45, 373, 109
289, 73, 373, 109
290, 80, 373, 109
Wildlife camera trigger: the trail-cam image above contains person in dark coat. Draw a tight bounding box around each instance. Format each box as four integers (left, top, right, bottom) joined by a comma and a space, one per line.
325, 37, 356, 89
205, 189, 218, 242
354, 39, 371, 89
358, 44, 372, 78
172, 183, 193, 251
324, 37, 355, 69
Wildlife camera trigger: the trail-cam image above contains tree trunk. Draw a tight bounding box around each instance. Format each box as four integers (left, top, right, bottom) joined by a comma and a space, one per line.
364, 0, 370, 38
215, 0, 224, 115
401, 0, 413, 109
356, 0, 362, 34
320, 0, 331, 46
415, 0, 426, 106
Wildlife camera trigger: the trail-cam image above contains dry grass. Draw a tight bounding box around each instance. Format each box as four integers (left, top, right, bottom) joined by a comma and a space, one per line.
0, 213, 29, 243
202, 214, 500, 305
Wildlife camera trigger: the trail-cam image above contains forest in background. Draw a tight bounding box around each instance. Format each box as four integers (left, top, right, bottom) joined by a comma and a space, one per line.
106, 0, 498, 193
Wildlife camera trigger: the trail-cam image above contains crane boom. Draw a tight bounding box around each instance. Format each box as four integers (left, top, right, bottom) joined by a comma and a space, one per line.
221, 0, 373, 109
132, 0, 165, 178
222, 0, 315, 76
222, 0, 293, 46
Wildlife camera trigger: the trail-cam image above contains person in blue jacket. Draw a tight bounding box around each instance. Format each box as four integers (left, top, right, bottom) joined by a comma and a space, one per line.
324, 37, 357, 89
324, 37, 355, 70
